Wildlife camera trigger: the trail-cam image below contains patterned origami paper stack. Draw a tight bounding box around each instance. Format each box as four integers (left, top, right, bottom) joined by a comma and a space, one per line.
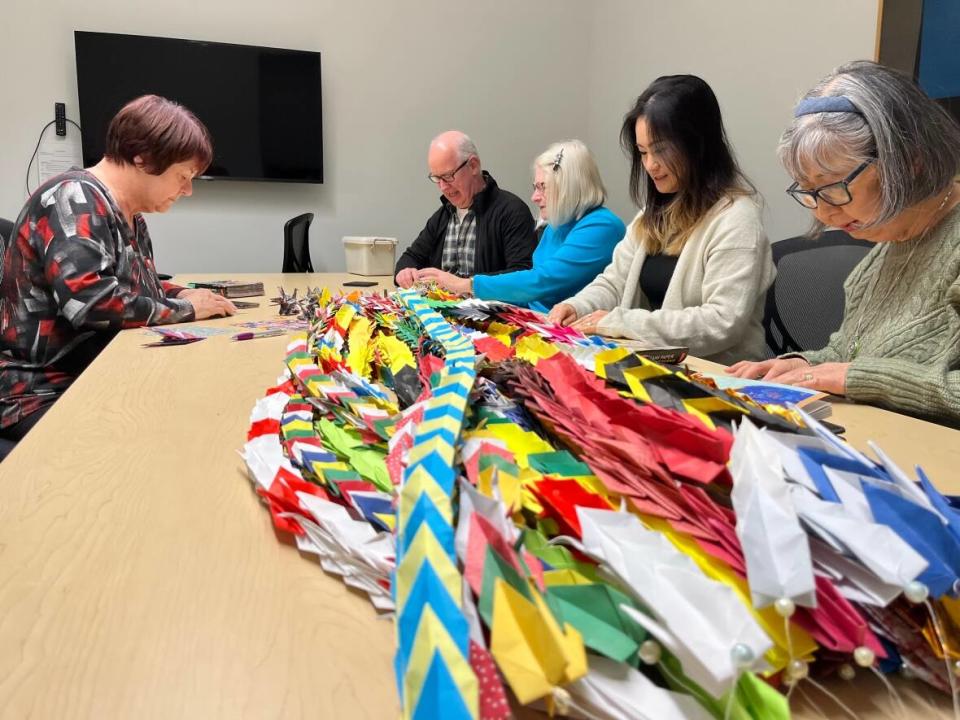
392, 289, 480, 720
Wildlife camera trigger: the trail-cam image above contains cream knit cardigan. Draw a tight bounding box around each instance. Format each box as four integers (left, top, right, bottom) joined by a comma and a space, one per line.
564, 195, 775, 364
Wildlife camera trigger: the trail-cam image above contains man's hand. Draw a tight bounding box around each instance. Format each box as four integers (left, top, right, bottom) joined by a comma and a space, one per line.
395, 268, 419, 289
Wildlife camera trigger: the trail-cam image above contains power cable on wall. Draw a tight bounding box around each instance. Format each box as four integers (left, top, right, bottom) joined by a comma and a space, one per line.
25, 118, 82, 197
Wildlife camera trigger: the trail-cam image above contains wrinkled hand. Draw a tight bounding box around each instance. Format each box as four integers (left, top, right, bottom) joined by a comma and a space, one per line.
726, 357, 848, 394
177, 288, 237, 319
416, 268, 472, 295
726, 357, 809, 380
546, 303, 578, 326
569, 309, 610, 335
771, 361, 850, 395
395, 267, 419, 289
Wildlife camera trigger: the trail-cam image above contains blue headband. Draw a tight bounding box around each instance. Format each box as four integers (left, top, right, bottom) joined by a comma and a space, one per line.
794, 96, 862, 117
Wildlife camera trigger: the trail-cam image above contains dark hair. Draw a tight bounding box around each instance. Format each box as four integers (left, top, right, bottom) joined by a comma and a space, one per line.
620, 75, 752, 253
104, 95, 213, 175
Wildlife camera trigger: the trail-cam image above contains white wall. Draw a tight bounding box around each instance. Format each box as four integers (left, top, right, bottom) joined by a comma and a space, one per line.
585, 0, 879, 243
0, 0, 593, 273
0, 0, 878, 273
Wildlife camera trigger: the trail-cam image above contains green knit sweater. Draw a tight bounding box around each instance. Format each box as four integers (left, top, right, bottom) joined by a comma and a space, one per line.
799, 203, 960, 427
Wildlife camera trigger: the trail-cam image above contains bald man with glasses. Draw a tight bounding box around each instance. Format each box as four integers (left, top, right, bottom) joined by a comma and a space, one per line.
394, 130, 536, 288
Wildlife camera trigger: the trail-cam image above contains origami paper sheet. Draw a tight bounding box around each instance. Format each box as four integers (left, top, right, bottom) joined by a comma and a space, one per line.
242, 433, 300, 491
810, 536, 904, 606
514, 334, 560, 365
642, 513, 817, 673
531, 478, 614, 538
519, 526, 593, 571
863, 480, 960, 598
488, 577, 587, 704
791, 485, 929, 589
868, 440, 941, 513
346, 315, 374, 377
464, 512, 525, 597
527, 450, 593, 478
730, 419, 816, 608
478, 544, 533, 625
403, 609, 478, 720
544, 582, 648, 663
393, 289, 479, 718
576, 507, 772, 698
917, 466, 960, 546
564, 654, 713, 720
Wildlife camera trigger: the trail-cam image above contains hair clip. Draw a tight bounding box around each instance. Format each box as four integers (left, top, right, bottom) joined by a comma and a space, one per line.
552, 148, 564, 172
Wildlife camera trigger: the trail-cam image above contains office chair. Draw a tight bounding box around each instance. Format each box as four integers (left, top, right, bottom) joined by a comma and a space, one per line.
282, 213, 315, 273
0, 217, 13, 246
763, 229, 874, 357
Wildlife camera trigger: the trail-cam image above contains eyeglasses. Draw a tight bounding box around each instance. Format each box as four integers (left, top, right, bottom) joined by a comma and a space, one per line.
786, 160, 872, 209
427, 158, 470, 185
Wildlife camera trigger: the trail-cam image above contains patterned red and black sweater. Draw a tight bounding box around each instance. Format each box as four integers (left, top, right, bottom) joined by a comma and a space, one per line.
0, 170, 195, 429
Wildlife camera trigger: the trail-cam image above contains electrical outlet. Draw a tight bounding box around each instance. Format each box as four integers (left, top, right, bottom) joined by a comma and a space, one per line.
55, 102, 66, 136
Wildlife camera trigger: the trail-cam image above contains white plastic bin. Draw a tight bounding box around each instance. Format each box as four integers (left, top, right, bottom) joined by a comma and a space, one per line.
342, 236, 398, 276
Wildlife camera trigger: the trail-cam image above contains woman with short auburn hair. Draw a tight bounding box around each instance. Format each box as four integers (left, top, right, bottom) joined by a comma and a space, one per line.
728, 61, 960, 426
548, 75, 775, 364
419, 139, 625, 311
0, 94, 235, 457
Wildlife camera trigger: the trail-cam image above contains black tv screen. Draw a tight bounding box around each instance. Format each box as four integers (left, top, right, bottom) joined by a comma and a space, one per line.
74, 31, 323, 183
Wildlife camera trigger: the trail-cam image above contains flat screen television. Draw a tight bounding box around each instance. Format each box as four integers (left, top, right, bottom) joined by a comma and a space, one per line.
74, 31, 323, 183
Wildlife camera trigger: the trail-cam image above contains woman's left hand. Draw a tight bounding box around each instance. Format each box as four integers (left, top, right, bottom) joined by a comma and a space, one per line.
569, 310, 610, 335
773, 361, 850, 395
176, 288, 237, 318
416, 268, 472, 295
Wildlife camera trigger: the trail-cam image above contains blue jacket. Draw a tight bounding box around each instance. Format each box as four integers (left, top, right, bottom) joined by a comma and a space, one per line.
472, 206, 625, 312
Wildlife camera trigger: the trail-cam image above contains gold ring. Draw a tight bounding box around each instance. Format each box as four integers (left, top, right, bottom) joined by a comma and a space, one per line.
803, 372, 813, 381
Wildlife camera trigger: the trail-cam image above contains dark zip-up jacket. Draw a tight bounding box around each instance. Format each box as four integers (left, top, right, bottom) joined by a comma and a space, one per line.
395, 171, 536, 281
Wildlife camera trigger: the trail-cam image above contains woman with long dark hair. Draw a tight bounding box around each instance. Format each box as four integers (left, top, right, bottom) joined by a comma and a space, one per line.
547, 75, 774, 363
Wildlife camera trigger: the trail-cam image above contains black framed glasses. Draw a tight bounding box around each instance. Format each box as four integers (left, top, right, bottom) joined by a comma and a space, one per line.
786, 160, 872, 209
427, 158, 470, 184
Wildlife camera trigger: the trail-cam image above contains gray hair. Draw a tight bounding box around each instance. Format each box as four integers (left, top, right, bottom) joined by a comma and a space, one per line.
534, 139, 607, 226
779, 60, 960, 227
429, 130, 480, 164
455, 134, 479, 163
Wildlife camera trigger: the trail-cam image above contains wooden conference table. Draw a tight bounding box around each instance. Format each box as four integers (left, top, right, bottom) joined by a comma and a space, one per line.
0, 273, 956, 719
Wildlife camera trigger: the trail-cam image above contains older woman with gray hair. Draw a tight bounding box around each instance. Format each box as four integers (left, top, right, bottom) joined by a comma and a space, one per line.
728, 60, 960, 426
418, 139, 624, 311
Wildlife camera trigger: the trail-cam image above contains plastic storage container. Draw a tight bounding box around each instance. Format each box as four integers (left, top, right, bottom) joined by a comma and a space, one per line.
342, 236, 398, 276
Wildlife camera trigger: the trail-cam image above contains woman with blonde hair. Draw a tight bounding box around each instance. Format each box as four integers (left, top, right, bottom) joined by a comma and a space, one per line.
418, 139, 624, 311
548, 75, 774, 364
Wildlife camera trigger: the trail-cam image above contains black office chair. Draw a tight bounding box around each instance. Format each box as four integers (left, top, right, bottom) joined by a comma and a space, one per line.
282, 213, 315, 272
763, 230, 874, 357
0, 217, 13, 246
